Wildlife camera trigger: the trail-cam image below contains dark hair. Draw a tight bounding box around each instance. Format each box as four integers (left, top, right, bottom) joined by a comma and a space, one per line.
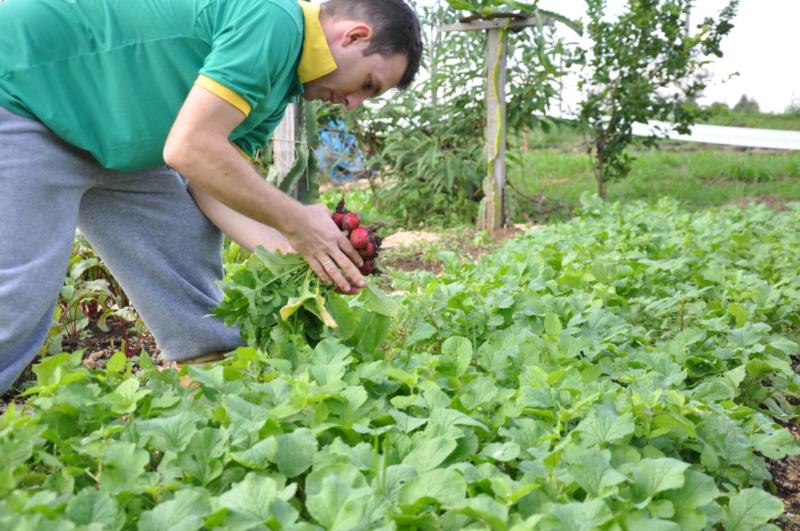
320, 0, 422, 90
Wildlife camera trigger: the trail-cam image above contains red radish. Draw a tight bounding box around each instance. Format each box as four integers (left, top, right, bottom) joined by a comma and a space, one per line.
350, 227, 369, 249
359, 241, 376, 258
342, 212, 360, 232
360, 259, 375, 275
331, 211, 345, 229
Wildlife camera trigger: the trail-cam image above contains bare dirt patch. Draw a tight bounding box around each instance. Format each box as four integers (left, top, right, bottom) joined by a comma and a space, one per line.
381, 224, 538, 275
0, 320, 159, 407
728, 194, 793, 212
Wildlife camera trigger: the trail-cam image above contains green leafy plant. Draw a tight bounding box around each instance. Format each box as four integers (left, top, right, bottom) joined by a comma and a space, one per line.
3, 199, 798, 529
214, 247, 399, 356
320, 1, 576, 227
47, 235, 146, 357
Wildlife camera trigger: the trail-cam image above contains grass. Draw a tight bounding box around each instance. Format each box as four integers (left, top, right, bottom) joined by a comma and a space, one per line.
507, 120, 800, 221
508, 148, 800, 221
702, 110, 800, 131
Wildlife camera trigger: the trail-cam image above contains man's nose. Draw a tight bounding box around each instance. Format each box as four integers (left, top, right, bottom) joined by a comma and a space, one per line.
344, 93, 367, 110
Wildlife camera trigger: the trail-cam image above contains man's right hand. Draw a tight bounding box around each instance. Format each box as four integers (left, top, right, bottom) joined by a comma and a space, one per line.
164, 85, 365, 293
285, 203, 366, 293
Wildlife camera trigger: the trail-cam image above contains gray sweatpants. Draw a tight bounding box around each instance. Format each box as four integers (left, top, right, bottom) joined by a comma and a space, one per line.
0, 106, 243, 393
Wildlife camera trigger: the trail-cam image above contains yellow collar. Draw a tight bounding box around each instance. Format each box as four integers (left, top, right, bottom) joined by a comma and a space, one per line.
297, 1, 337, 84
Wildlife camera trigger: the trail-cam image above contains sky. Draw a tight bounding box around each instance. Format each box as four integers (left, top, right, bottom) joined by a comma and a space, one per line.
418, 0, 799, 114
535, 0, 800, 113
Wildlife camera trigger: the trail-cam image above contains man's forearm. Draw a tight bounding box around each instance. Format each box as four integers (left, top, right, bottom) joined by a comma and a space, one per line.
188, 182, 294, 253
163, 85, 365, 292
164, 139, 301, 238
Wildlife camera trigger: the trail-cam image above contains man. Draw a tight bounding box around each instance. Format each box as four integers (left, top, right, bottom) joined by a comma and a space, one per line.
0, 0, 422, 393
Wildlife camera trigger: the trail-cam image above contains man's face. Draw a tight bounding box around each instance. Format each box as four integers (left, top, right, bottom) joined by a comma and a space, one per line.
303, 21, 408, 110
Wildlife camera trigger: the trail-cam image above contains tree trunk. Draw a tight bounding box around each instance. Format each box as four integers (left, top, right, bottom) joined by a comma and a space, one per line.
596, 157, 607, 199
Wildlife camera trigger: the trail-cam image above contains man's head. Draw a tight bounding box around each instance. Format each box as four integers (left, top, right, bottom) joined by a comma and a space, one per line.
303, 0, 422, 109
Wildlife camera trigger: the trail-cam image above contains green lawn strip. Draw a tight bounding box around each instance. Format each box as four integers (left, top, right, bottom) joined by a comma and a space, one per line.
1, 200, 798, 529
702, 111, 800, 131
509, 149, 800, 219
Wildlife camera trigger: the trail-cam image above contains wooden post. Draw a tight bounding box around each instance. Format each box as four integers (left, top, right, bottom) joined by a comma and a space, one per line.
479, 26, 508, 232
272, 103, 301, 198
437, 15, 552, 234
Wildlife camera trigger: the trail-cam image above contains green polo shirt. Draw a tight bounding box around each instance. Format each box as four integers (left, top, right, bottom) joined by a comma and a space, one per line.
0, 0, 335, 170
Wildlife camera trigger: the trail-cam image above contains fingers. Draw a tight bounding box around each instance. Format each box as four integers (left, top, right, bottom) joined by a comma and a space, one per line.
320, 256, 351, 293
306, 257, 333, 286
291, 203, 367, 293
338, 231, 364, 268
309, 248, 366, 293
330, 246, 366, 290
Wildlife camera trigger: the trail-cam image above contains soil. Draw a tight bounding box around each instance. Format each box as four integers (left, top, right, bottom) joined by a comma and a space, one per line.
380, 224, 536, 275
728, 194, 794, 212
0, 319, 160, 411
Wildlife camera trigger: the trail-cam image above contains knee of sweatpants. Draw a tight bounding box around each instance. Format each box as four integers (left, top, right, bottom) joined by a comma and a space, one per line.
0, 292, 57, 347
0, 299, 57, 391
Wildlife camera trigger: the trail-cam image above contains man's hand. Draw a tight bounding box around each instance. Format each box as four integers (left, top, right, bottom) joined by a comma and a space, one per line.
286, 203, 366, 292
164, 85, 365, 293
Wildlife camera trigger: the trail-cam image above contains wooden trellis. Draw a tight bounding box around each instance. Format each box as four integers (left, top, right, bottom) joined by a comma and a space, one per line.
438, 15, 553, 233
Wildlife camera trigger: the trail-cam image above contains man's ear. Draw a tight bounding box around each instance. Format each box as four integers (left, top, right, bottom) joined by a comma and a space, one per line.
342, 23, 372, 47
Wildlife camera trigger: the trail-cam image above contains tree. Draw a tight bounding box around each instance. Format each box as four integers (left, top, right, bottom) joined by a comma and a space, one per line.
733, 94, 760, 113
576, 0, 739, 198
786, 97, 800, 117
319, 1, 577, 227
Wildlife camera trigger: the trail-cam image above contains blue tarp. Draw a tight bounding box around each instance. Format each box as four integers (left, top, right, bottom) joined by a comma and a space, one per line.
315, 120, 366, 183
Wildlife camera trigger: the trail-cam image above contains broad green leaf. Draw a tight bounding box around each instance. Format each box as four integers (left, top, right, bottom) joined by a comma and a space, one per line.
753, 429, 798, 460
30, 351, 87, 391
727, 303, 749, 328
479, 442, 520, 462
106, 351, 127, 373
231, 437, 278, 469
567, 449, 627, 499
399, 468, 467, 508
359, 283, 401, 317
138, 489, 211, 531
440, 336, 473, 376
65, 489, 122, 530
306, 464, 370, 529
102, 378, 151, 415
575, 407, 634, 445
447, 495, 509, 530
275, 428, 317, 477
100, 442, 150, 493
538, 499, 613, 530
402, 436, 458, 472
623, 512, 681, 531
390, 409, 428, 433
217, 473, 283, 525
664, 470, 719, 530
223, 395, 269, 436
769, 337, 799, 355
176, 428, 228, 485
722, 488, 784, 530
137, 412, 198, 454
629, 458, 689, 504
544, 312, 562, 336
407, 323, 438, 345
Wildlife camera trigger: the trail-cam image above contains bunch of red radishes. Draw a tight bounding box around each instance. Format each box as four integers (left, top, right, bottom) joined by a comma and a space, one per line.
331, 199, 382, 275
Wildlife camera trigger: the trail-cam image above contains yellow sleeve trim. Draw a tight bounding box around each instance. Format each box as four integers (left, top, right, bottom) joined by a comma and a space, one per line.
195, 75, 252, 117
232, 143, 253, 160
